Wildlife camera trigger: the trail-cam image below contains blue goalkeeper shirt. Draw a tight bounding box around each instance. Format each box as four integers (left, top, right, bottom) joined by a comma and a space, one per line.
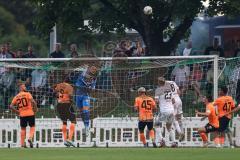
75, 69, 97, 96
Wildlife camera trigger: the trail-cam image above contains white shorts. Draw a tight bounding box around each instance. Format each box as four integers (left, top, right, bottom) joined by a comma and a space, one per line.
174, 101, 183, 115
154, 112, 175, 126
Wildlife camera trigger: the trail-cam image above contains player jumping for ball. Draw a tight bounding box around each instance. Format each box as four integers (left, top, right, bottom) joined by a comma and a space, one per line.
154, 77, 178, 147
75, 65, 98, 136
55, 77, 76, 147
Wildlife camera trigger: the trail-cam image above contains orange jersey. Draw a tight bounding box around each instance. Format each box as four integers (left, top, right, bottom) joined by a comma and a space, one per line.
206, 103, 219, 128
55, 82, 73, 103
214, 96, 235, 119
134, 96, 156, 121
11, 91, 35, 117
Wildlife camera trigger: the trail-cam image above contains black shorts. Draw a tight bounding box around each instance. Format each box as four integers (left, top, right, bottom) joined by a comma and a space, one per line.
138, 121, 153, 132
205, 123, 218, 133
20, 116, 35, 128
218, 116, 230, 132
57, 103, 76, 123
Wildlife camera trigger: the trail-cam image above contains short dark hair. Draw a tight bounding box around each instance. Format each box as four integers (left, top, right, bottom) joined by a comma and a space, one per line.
220, 86, 228, 94
206, 95, 213, 102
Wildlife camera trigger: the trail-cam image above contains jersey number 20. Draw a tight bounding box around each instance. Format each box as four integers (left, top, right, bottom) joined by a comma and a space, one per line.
17, 98, 28, 108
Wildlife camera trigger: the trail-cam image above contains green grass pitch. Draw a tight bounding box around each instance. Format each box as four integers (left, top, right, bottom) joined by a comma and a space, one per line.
0, 148, 239, 160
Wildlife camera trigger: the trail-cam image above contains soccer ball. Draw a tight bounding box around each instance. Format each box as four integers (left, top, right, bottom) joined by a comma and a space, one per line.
143, 6, 152, 15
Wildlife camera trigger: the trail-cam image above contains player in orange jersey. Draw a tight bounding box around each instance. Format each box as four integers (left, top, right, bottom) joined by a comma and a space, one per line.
214, 86, 235, 148
10, 84, 37, 148
54, 77, 76, 147
134, 87, 157, 147
195, 95, 219, 147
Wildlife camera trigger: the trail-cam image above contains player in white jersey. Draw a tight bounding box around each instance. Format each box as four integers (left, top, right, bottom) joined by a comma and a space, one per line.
167, 80, 185, 141
154, 77, 177, 147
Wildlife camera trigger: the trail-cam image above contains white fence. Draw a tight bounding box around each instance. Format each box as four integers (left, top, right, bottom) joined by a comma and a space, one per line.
0, 117, 240, 148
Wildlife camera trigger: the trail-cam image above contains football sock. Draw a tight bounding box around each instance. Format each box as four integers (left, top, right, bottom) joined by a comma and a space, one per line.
82, 110, 90, 128
200, 132, 208, 142
29, 127, 35, 140
62, 124, 67, 141
214, 136, 220, 145
169, 129, 175, 142
155, 127, 163, 143
21, 128, 26, 146
173, 120, 182, 134
69, 123, 75, 141
140, 133, 146, 144
149, 129, 155, 142
220, 136, 225, 145
226, 131, 233, 146
178, 119, 183, 132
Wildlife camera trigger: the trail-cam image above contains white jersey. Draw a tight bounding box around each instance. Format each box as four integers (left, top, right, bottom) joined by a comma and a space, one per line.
155, 82, 175, 113
167, 81, 183, 115
166, 81, 181, 102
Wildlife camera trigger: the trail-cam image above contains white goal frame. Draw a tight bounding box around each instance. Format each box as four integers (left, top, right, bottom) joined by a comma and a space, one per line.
0, 55, 223, 148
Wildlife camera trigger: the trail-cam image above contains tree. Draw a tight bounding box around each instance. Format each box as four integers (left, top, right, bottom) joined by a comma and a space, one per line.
0, 6, 26, 36
30, 0, 240, 56
0, 0, 37, 34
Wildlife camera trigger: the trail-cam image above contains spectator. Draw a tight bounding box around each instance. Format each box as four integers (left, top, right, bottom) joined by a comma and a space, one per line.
182, 41, 192, 56
0, 44, 12, 58
190, 64, 203, 83
15, 49, 24, 58
234, 40, 240, 57
132, 41, 145, 56
204, 38, 224, 57
0, 44, 12, 78
15, 68, 31, 90
6, 42, 15, 58
70, 43, 79, 58
206, 65, 214, 96
206, 64, 227, 96
22, 45, 37, 58
114, 40, 128, 55
0, 68, 15, 110
171, 64, 190, 93
125, 39, 132, 50
189, 64, 203, 101
31, 69, 47, 106
50, 43, 65, 58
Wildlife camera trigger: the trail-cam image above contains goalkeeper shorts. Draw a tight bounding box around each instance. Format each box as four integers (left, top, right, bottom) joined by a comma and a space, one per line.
76, 95, 91, 109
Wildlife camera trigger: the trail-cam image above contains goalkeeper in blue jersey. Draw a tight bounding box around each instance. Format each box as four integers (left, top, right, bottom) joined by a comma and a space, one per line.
75, 65, 98, 136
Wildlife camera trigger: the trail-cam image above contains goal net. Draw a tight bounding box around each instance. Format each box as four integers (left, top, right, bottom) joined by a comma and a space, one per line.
1, 55, 239, 147
0, 55, 221, 118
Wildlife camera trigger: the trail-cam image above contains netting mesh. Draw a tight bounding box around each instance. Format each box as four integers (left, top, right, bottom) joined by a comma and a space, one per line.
0, 56, 238, 121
